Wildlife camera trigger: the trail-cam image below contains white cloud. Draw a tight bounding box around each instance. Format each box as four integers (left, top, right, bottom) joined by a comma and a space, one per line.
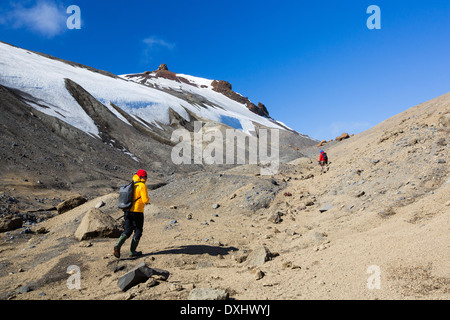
0, 0, 67, 38
141, 35, 176, 64
143, 36, 176, 50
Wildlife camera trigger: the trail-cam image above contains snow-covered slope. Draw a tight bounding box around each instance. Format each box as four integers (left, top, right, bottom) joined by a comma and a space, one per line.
0, 41, 289, 137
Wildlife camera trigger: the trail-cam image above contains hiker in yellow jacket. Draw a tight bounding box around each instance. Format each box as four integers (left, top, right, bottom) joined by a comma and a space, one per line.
114, 170, 149, 258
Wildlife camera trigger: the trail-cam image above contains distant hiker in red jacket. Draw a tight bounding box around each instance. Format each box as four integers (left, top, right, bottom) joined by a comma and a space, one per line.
319, 150, 329, 172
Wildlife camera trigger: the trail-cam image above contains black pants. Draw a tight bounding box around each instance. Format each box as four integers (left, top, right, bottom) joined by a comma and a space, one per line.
122, 211, 144, 241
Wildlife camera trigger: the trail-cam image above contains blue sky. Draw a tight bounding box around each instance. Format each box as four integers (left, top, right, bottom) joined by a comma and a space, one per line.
1, 0, 449, 141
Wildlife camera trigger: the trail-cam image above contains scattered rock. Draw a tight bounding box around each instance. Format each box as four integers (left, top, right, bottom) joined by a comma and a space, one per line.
95, 201, 105, 209
246, 246, 272, 267
18, 283, 34, 294
355, 191, 366, 198
436, 138, 446, 146
284, 228, 298, 236
188, 288, 228, 300
36, 227, 49, 234
302, 173, 314, 180
196, 261, 213, 269
117, 263, 169, 292
305, 200, 314, 206
169, 283, 183, 291
146, 278, 159, 288
315, 241, 331, 251
233, 251, 248, 263
318, 204, 333, 213
252, 268, 265, 280
212, 203, 220, 209
79, 241, 93, 247
312, 232, 328, 244
268, 211, 283, 224
378, 208, 396, 219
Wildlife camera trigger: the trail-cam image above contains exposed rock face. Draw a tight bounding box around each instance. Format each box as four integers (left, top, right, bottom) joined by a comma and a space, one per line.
211, 80, 270, 118
317, 140, 327, 147
248, 102, 270, 118
211, 80, 232, 92
137, 64, 194, 86
157, 63, 168, 71
336, 132, 350, 141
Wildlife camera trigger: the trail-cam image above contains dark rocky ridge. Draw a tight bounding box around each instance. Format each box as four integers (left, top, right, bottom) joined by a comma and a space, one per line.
136, 64, 271, 118
211, 80, 270, 118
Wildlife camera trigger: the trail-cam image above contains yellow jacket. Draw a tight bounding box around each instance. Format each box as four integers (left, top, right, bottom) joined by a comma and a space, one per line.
130, 174, 149, 213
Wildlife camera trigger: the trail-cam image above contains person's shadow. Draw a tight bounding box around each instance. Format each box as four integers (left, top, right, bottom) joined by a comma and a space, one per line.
121, 245, 239, 261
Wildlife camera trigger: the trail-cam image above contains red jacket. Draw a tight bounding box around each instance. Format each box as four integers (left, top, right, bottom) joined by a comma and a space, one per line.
319, 152, 327, 162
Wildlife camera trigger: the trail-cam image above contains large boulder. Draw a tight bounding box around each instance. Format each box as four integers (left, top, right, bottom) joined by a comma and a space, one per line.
336, 132, 350, 141
57, 196, 87, 214
0, 214, 23, 233
74, 208, 121, 241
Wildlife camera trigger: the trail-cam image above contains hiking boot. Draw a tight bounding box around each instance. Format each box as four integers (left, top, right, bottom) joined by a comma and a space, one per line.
129, 238, 142, 257
114, 234, 128, 259
129, 250, 143, 257
114, 245, 120, 259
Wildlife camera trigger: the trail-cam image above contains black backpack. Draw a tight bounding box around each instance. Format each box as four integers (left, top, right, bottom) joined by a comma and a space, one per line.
322, 152, 328, 162
118, 181, 142, 210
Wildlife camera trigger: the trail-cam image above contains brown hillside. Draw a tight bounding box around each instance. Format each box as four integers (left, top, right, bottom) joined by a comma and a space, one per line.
0, 93, 448, 300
